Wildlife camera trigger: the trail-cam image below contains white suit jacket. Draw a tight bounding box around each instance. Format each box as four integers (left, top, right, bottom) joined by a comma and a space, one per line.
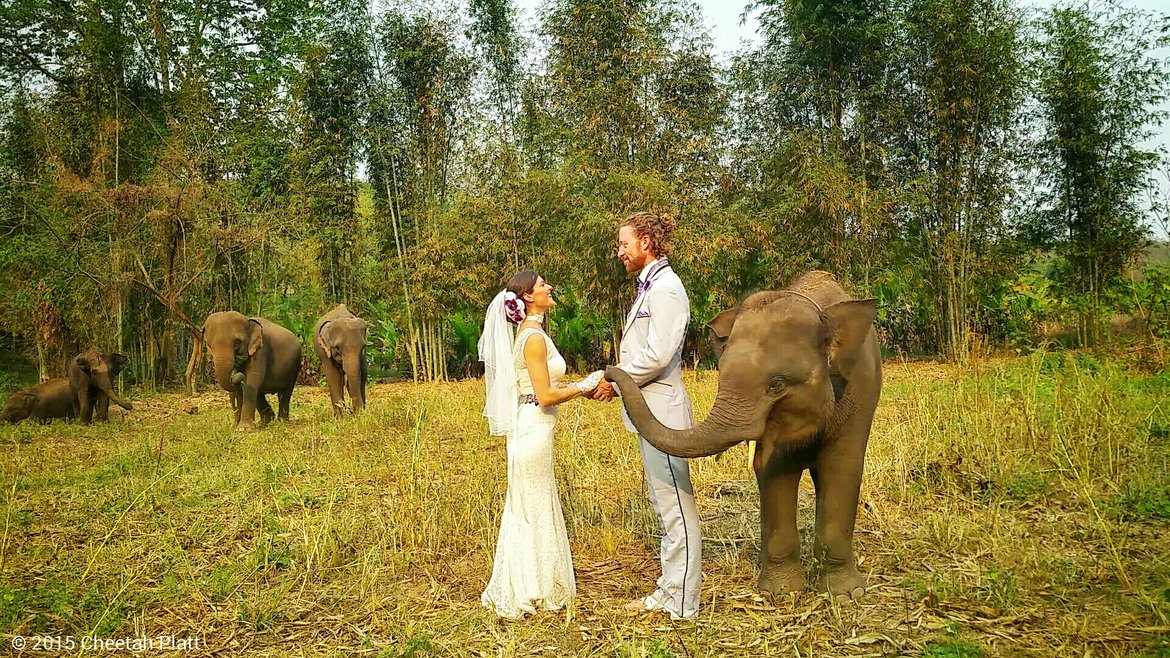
618, 261, 695, 433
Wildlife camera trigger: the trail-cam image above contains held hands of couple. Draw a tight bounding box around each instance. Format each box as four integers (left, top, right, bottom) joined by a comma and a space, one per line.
572, 370, 605, 397
591, 378, 616, 402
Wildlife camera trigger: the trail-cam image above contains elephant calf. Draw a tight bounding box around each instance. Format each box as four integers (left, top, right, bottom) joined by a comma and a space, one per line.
203, 311, 302, 430
69, 348, 133, 424
1, 378, 75, 424
314, 304, 368, 418
608, 271, 882, 600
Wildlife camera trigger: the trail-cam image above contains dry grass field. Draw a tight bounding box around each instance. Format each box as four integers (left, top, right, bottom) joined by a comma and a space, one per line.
1, 352, 1168, 657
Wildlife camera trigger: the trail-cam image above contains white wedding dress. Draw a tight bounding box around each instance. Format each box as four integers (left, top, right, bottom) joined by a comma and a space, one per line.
481, 327, 576, 618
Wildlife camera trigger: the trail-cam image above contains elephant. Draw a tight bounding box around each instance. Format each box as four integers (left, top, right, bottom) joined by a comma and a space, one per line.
313, 304, 368, 418
202, 311, 302, 430
68, 348, 133, 424
1, 378, 76, 424
606, 271, 882, 600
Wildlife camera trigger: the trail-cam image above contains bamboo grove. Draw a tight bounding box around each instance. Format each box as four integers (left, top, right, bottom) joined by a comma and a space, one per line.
0, 0, 1167, 387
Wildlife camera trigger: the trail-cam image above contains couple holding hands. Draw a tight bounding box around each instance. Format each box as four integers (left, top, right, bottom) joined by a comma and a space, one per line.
477, 211, 702, 620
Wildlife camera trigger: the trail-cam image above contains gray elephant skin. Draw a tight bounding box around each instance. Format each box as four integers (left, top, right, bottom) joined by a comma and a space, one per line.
69, 348, 133, 424
1, 378, 76, 424
607, 271, 882, 599
202, 311, 302, 430
314, 304, 368, 418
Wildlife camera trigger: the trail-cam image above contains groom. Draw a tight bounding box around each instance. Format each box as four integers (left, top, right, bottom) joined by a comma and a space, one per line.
594, 211, 701, 619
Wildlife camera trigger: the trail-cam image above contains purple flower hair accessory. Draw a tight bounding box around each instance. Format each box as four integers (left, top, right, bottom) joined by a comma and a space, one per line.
502, 291, 526, 324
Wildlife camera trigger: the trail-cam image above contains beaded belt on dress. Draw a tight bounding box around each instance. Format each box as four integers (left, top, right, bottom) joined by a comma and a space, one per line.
518, 394, 539, 405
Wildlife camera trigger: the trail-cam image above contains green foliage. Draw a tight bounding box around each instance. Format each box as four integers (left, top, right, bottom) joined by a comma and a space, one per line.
616, 638, 678, 658
923, 638, 984, 658
1114, 480, 1170, 521
1028, 1, 1168, 340
547, 285, 612, 373
365, 300, 404, 379
871, 268, 938, 355
0, 0, 1167, 380
445, 312, 483, 379
377, 633, 435, 658
1132, 263, 1170, 339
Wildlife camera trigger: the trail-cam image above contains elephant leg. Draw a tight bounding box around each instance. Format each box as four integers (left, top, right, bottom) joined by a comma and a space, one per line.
78, 388, 94, 425
237, 383, 260, 430
810, 439, 867, 600
277, 386, 292, 421
360, 358, 368, 407
756, 465, 805, 595
230, 390, 242, 427
257, 394, 275, 426
321, 358, 345, 418
96, 392, 111, 422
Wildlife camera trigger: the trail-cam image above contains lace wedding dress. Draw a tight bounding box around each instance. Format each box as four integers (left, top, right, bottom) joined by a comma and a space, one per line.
481, 327, 577, 618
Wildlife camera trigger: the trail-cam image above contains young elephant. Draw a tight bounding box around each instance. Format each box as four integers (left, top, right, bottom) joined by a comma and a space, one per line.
606, 271, 882, 600
202, 311, 302, 430
1, 378, 76, 424
69, 348, 133, 424
313, 304, 368, 418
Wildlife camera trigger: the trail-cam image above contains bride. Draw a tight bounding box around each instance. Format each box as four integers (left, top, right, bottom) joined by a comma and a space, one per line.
478, 270, 603, 619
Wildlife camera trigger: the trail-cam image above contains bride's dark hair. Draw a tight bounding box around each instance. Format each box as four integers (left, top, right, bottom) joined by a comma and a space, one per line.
504, 270, 540, 324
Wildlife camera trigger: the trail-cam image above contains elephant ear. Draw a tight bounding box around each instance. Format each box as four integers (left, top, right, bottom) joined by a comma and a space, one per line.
823, 299, 877, 373
706, 306, 741, 360
74, 355, 92, 375
357, 319, 369, 344
247, 318, 264, 357
109, 353, 129, 377
20, 392, 37, 409
316, 321, 333, 359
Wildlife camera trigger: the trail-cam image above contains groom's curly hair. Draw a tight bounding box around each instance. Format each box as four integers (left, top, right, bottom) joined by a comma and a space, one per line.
622, 211, 676, 258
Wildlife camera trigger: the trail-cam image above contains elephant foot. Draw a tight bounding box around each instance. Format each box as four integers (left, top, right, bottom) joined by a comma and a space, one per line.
235, 420, 257, 432
259, 411, 275, 426
758, 565, 805, 596
818, 565, 866, 601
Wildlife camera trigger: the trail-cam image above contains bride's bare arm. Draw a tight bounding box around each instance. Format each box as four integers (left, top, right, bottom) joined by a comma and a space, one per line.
523, 334, 585, 408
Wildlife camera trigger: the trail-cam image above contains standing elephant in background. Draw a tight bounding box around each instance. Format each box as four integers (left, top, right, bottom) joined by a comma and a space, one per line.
1, 378, 76, 424
69, 348, 133, 424
606, 271, 882, 600
202, 311, 302, 430
314, 304, 368, 418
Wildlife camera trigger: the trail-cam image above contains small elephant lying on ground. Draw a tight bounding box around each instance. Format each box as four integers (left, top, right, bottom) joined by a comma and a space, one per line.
1, 378, 76, 424
314, 304, 368, 418
203, 311, 302, 430
68, 348, 133, 424
607, 271, 882, 600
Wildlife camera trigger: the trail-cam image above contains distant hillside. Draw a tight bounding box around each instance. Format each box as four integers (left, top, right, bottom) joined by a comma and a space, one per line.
1145, 242, 1169, 265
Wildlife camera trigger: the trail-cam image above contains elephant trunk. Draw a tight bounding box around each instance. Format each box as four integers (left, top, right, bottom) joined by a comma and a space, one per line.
211, 352, 242, 391
96, 371, 133, 411
343, 353, 364, 413
606, 367, 765, 458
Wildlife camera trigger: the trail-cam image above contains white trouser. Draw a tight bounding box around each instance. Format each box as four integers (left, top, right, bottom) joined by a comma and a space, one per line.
639, 435, 702, 617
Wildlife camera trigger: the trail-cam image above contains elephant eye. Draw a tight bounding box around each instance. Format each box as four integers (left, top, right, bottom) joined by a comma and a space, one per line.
768, 375, 788, 393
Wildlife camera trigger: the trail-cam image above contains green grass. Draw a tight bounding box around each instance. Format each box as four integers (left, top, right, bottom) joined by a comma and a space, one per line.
0, 351, 1167, 656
